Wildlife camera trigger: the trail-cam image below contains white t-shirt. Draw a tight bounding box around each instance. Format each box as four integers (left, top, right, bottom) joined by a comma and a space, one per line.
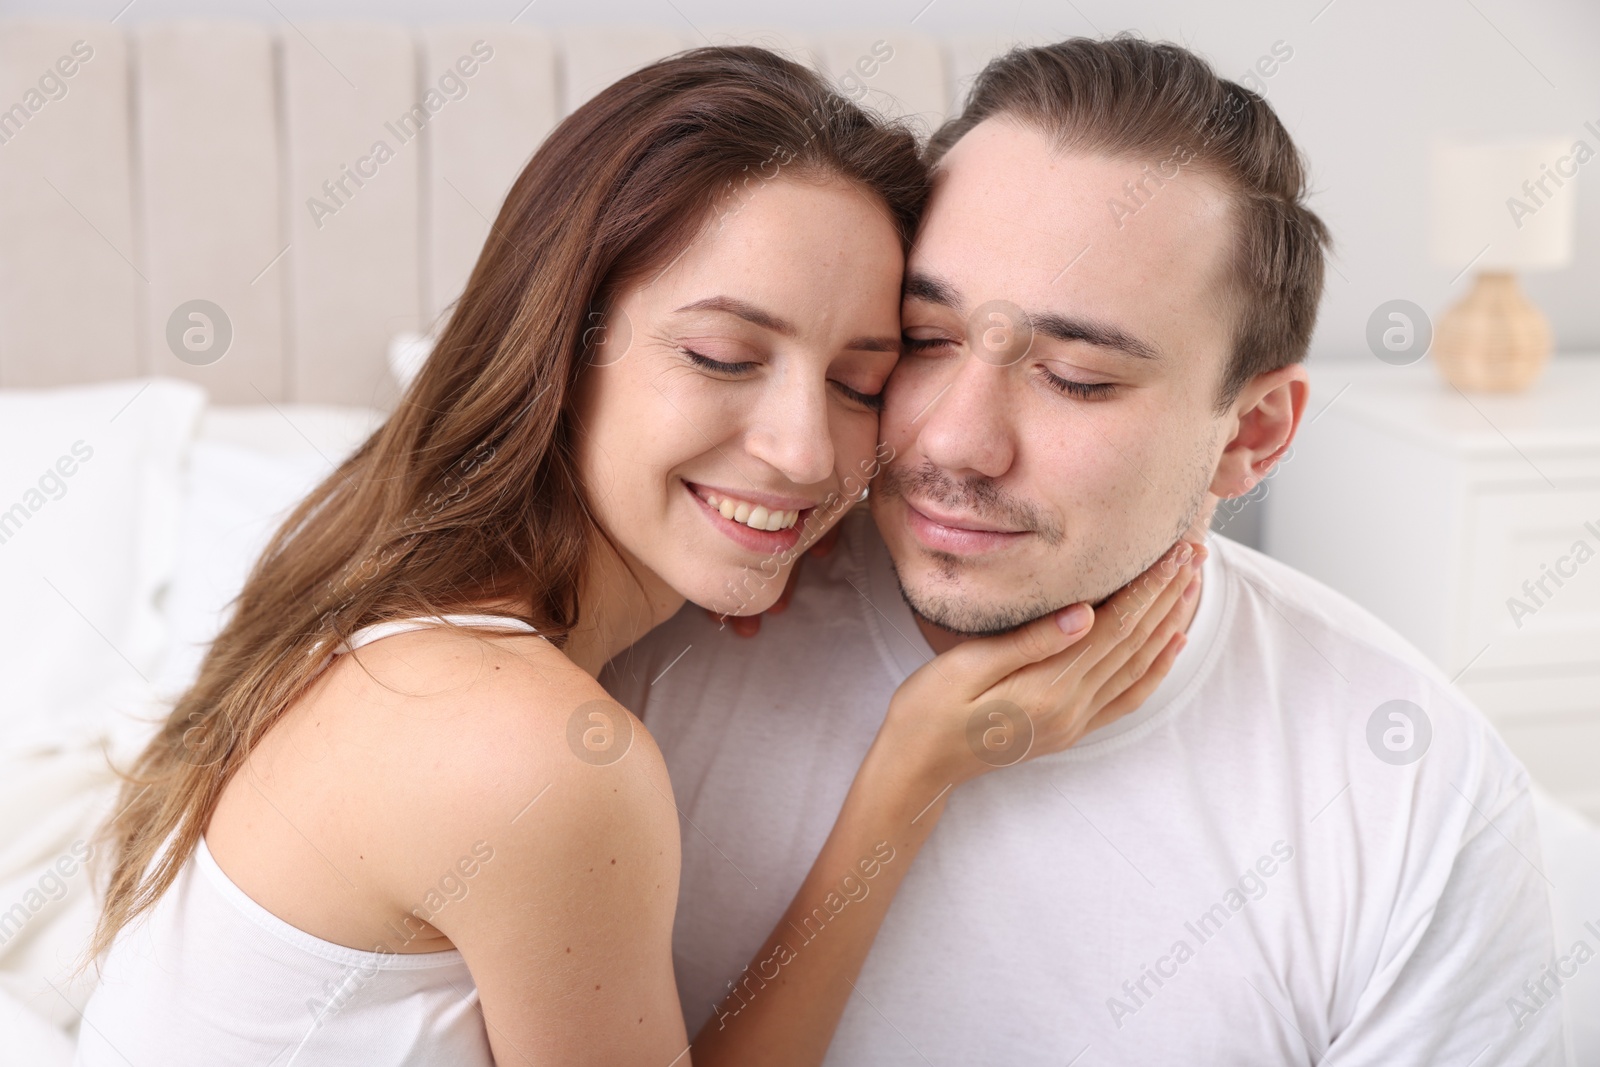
602, 511, 1566, 1066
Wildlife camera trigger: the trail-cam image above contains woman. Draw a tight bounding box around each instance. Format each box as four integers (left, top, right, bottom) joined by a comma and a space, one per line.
74, 47, 1197, 1066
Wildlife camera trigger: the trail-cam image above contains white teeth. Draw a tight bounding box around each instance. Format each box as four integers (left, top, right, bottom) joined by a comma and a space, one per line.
698, 489, 801, 532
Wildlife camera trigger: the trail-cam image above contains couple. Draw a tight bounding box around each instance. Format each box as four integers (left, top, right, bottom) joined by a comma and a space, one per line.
72, 35, 1561, 1067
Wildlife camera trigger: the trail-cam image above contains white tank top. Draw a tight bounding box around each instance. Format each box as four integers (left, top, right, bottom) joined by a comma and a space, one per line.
74, 614, 539, 1067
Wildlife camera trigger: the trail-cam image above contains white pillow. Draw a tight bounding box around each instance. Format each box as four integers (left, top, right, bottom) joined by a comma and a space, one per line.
0, 379, 206, 756
192, 403, 386, 459
145, 404, 386, 712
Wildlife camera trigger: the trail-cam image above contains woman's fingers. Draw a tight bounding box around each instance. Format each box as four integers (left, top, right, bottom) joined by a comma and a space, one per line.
885, 600, 1097, 789
1084, 630, 1186, 733
1012, 539, 1198, 692
1100, 540, 1198, 640
1089, 569, 1196, 711
717, 611, 762, 636
1080, 542, 1204, 691
939, 601, 1095, 694
764, 555, 806, 616
1018, 582, 1192, 759
808, 522, 843, 558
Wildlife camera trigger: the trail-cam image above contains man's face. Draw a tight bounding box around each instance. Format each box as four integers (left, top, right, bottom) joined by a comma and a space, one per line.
872, 117, 1239, 635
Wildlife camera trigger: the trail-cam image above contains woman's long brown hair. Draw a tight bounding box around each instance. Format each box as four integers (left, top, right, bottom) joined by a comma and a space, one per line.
79, 45, 927, 972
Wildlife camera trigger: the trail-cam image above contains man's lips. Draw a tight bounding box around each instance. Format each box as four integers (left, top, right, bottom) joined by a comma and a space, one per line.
901, 496, 1029, 555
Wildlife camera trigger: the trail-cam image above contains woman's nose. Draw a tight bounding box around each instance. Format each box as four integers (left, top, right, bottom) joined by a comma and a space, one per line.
742, 379, 837, 487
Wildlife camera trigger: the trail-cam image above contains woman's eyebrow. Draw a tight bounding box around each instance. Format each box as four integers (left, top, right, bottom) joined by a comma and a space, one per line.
675, 295, 899, 353
845, 335, 901, 353
673, 295, 795, 335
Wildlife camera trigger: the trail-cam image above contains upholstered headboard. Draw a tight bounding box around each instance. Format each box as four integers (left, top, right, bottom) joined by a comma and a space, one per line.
0, 20, 1017, 406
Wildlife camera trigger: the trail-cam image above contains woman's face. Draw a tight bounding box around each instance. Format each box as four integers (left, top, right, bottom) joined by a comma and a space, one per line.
574, 176, 905, 616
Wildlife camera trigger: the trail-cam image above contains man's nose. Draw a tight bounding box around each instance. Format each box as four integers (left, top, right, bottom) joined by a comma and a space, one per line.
914, 356, 1017, 480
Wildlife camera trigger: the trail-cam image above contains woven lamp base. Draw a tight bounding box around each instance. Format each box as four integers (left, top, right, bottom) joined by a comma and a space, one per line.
1432, 271, 1551, 393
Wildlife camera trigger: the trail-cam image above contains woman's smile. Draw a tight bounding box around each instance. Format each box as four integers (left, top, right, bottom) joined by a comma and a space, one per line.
684, 478, 815, 554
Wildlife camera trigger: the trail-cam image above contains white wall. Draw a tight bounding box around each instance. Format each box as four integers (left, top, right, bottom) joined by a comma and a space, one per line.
4, 0, 1596, 364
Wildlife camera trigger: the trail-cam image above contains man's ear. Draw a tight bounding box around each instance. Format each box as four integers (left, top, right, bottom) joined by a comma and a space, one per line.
1209, 363, 1310, 500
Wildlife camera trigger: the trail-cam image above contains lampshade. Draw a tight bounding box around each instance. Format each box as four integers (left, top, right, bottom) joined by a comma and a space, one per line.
1429, 137, 1577, 272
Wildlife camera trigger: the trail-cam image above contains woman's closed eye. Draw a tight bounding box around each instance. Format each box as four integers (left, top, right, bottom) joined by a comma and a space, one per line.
682, 346, 884, 411
681, 347, 757, 375
832, 380, 884, 411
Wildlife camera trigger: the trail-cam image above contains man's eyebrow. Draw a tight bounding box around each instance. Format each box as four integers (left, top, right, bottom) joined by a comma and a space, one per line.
674, 296, 796, 336
902, 271, 962, 313
1030, 312, 1163, 362
905, 270, 1161, 361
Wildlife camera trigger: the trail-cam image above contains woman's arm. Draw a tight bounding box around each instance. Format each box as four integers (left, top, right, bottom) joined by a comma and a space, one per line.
690, 541, 1203, 1065
383, 635, 691, 1066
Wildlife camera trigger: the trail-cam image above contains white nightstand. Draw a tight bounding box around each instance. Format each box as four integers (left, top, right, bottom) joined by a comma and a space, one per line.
1262, 355, 1600, 821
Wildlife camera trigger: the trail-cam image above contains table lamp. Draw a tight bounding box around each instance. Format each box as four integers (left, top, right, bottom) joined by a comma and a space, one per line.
1429, 137, 1576, 392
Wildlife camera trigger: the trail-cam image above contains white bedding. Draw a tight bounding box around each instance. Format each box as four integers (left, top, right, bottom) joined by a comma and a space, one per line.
0, 379, 1595, 1065
0, 380, 382, 1065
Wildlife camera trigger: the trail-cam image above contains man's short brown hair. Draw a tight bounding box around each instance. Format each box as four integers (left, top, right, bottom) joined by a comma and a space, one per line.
930, 35, 1331, 409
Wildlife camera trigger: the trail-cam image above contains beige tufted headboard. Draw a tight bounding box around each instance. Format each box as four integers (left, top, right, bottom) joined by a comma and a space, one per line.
0, 19, 1019, 406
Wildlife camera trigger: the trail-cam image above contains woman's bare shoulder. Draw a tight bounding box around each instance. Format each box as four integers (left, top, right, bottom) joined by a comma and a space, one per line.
312, 629, 686, 1060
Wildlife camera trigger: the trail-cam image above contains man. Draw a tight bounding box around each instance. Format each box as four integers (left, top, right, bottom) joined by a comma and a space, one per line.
602, 37, 1564, 1065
